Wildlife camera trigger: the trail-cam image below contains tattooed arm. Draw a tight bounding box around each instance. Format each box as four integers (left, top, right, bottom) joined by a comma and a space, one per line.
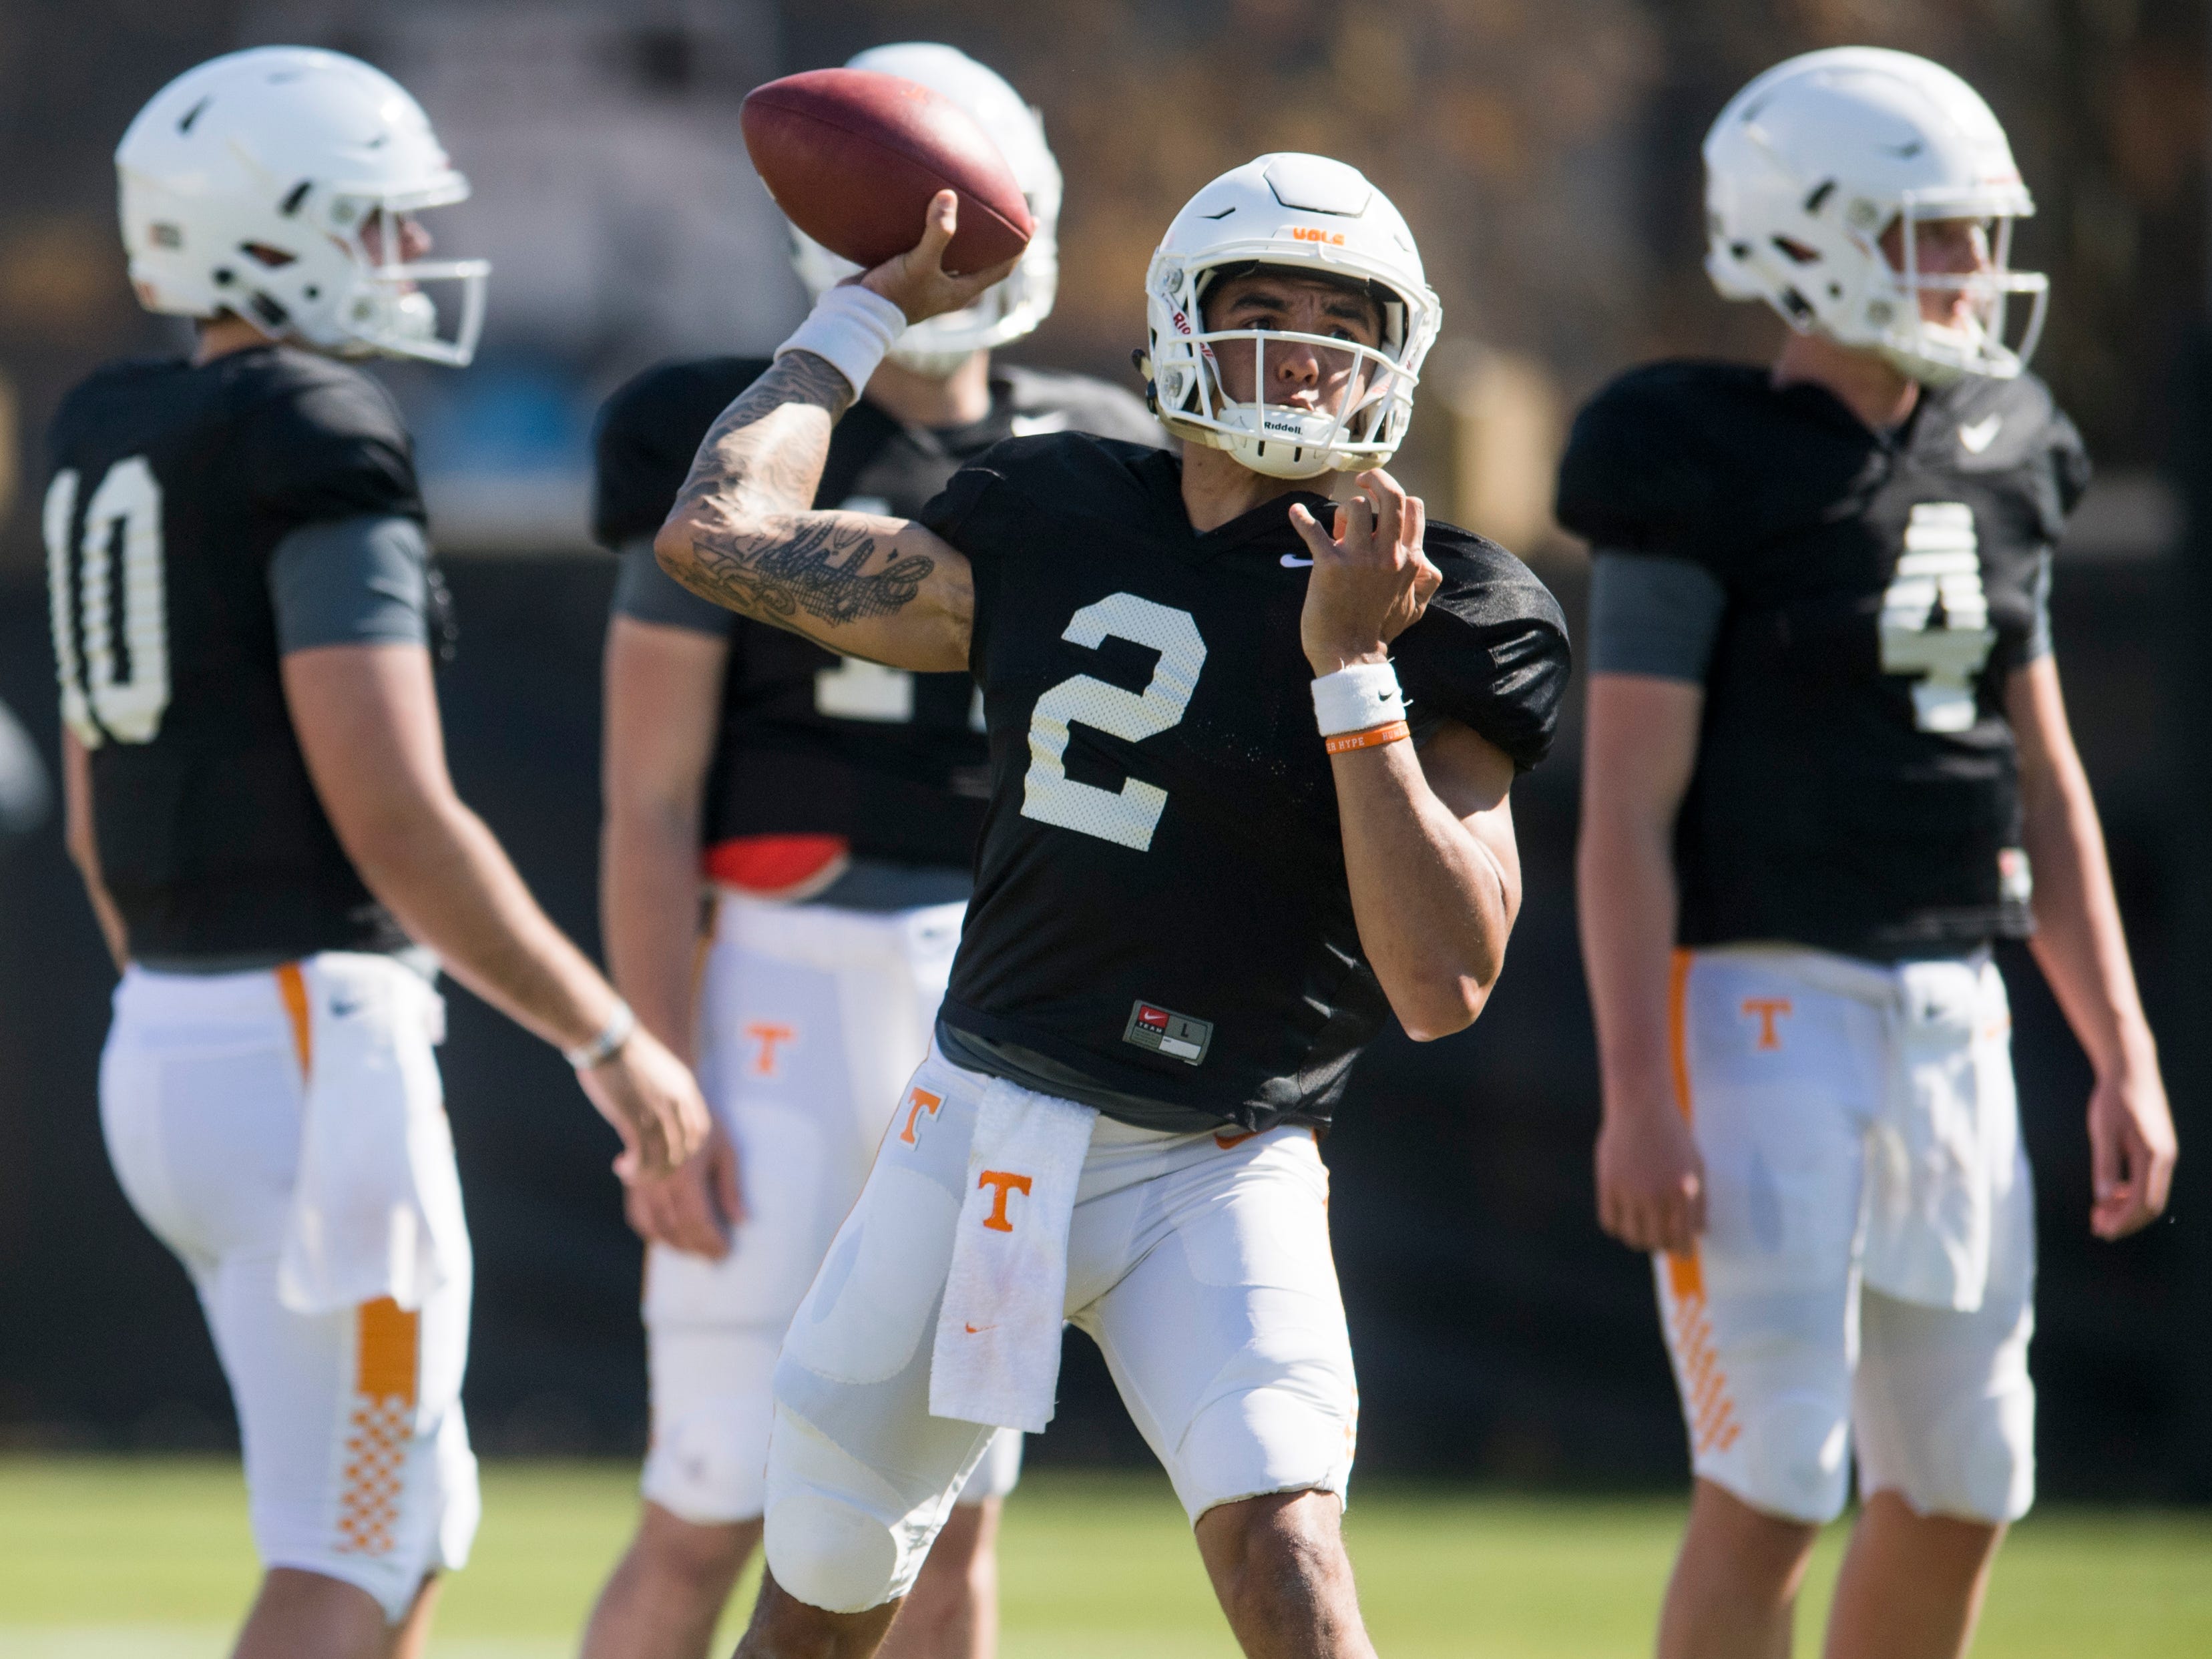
653, 193, 1012, 674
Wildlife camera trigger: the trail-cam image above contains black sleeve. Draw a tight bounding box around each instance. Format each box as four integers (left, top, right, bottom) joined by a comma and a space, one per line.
1393, 527, 1572, 771
916, 459, 1003, 553
592, 358, 772, 549
1554, 373, 1723, 560
246, 369, 423, 529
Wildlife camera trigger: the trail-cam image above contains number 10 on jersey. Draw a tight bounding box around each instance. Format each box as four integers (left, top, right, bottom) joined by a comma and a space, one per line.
46, 457, 171, 748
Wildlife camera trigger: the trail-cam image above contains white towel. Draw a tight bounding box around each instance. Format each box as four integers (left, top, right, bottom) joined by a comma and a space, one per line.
1861, 958, 2012, 1313
929, 1077, 1096, 1433
278, 953, 470, 1316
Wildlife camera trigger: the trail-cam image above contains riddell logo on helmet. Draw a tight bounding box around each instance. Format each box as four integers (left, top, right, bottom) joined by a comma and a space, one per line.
1290, 226, 1347, 245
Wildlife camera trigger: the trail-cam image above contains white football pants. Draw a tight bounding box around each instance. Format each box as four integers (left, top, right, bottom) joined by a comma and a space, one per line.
99, 958, 479, 1621
761, 1043, 1358, 1615
640, 893, 1021, 1525
1659, 945, 2036, 1526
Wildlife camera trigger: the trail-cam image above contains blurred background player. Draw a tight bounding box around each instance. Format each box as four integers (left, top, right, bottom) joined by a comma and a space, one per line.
1564, 47, 2178, 1659
0, 696, 51, 853
580, 43, 1160, 1659
654, 153, 1566, 1659
47, 46, 707, 1659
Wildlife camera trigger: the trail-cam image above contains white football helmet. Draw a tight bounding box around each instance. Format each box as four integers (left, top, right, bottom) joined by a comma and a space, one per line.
116, 45, 488, 366
1140, 154, 1440, 479
787, 43, 1061, 377
1705, 47, 2046, 384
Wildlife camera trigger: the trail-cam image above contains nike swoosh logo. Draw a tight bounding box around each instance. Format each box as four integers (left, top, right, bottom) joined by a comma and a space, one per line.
1009, 411, 1071, 437
963, 1322, 996, 1335
1958, 415, 2003, 453
1281, 554, 1313, 567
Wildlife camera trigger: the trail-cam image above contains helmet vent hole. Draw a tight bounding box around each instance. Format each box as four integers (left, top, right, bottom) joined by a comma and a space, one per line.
212, 267, 234, 286
1730, 242, 1752, 260
239, 242, 296, 269
1803, 180, 1837, 214
1771, 236, 1821, 265
176, 96, 212, 135
304, 285, 320, 300
250, 292, 290, 328
279, 180, 312, 217
150, 223, 184, 250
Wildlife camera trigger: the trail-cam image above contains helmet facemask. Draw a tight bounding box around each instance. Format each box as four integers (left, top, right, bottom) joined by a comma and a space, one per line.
1871, 191, 2046, 383
1147, 256, 1425, 480
317, 185, 489, 367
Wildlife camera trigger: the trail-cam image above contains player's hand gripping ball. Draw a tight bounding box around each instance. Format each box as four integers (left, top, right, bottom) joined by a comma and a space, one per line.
742, 68, 1034, 275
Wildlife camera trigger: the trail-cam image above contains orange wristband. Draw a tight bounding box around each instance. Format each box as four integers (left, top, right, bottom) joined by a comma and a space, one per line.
1325, 719, 1411, 755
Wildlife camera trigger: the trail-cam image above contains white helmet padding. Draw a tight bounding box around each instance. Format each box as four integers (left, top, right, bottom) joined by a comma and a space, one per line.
116, 45, 488, 366
1141, 154, 1442, 479
1704, 47, 2046, 385
787, 43, 1062, 377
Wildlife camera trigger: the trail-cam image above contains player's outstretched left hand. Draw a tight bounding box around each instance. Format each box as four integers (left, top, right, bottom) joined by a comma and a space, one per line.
582, 1025, 712, 1180
1289, 467, 1441, 676
857, 190, 1020, 328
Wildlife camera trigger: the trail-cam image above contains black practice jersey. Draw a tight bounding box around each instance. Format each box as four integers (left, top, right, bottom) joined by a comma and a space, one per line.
925, 435, 1570, 1134
595, 356, 1163, 867
1557, 361, 2090, 959
44, 346, 425, 961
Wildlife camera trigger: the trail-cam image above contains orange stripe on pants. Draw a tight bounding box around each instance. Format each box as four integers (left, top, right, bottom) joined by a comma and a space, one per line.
356, 1297, 420, 1407
1659, 947, 1737, 1453
1664, 948, 1703, 1298
275, 962, 312, 1079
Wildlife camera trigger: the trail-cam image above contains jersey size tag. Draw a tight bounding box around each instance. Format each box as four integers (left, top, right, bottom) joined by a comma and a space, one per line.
1123, 1000, 1213, 1065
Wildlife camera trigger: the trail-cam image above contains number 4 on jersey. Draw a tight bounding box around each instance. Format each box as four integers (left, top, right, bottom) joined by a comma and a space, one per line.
1879, 501, 1995, 734
45, 457, 171, 748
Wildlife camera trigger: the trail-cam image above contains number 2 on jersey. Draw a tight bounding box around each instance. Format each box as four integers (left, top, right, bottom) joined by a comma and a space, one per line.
1022, 592, 1208, 852
45, 457, 170, 748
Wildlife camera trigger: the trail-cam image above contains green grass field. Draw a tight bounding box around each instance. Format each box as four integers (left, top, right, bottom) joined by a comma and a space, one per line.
0, 1458, 2205, 1657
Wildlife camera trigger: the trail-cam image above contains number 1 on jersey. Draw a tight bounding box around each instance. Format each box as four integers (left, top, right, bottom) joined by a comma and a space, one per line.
1022, 592, 1207, 852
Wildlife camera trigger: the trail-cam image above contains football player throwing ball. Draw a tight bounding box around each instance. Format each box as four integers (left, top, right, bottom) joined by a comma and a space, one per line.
47, 47, 706, 1659
1564, 48, 2177, 1659
583, 44, 1160, 1659
654, 155, 1568, 1657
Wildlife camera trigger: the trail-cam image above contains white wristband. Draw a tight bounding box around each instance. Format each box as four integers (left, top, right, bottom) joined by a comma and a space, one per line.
773, 284, 909, 397
1311, 661, 1406, 737
564, 998, 636, 1071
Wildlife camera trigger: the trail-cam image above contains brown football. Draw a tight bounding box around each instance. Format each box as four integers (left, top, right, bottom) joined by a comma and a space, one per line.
741, 69, 1033, 277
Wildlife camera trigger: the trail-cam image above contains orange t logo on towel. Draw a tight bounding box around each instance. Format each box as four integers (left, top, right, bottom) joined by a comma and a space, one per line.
977, 1170, 1034, 1232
